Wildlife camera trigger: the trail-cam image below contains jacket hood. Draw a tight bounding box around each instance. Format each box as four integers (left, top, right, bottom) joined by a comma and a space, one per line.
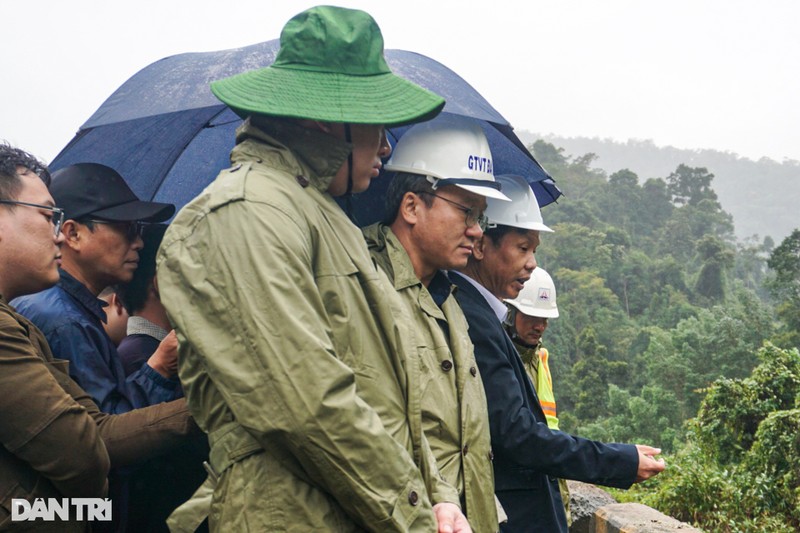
232, 117, 352, 194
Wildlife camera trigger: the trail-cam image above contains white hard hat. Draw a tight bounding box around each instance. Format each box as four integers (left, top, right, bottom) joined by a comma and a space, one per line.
505, 267, 559, 318
485, 174, 553, 232
385, 114, 510, 201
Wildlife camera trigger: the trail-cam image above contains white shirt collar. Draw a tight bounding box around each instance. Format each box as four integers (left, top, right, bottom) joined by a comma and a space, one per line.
450, 271, 508, 322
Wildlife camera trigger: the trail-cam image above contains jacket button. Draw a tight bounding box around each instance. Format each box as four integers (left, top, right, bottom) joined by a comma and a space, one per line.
295, 175, 310, 188
488, 450, 494, 461
441, 360, 453, 372
462, 444, 469, 455
470, 366, 477, 377
408, 490, 419, 506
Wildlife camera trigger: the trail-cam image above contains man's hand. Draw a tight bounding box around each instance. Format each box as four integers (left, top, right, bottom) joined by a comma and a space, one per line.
634, 444, 665, 482
433, 502, 472, 533
147, 329, 179, 378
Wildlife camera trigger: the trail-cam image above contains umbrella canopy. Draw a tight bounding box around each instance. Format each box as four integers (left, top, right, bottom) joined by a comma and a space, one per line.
51, 39, 560, 223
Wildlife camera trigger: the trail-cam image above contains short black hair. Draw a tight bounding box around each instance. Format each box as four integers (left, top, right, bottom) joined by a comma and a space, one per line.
0, 142, 51, 202
118, 224, 168, 314
382, 172, 435, 224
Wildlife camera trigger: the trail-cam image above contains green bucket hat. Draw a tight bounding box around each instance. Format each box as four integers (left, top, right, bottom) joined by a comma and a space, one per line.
210, 5, 445, 127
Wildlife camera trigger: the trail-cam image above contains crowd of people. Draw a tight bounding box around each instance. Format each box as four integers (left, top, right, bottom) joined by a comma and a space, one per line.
0, 5, 664, 532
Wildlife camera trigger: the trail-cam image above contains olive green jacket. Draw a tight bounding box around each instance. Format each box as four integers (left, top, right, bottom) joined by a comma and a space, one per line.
364, 224, 498, 532
157, 120, 458, 532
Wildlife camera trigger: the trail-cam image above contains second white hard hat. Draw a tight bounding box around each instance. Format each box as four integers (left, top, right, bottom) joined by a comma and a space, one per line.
485, 174, 553, 232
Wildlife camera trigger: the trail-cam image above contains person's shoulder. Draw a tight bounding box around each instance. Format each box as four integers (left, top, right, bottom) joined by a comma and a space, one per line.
117, 334, 159, 356
0, 302, 26, 335
12, 286, 76, 327
181, 161, 315, 236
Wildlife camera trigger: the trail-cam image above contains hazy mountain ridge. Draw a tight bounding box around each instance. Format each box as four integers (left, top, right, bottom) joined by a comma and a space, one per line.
518, 132, 800, 242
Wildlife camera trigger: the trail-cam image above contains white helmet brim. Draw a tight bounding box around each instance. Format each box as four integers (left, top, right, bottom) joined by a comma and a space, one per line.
456, 183, 511, 201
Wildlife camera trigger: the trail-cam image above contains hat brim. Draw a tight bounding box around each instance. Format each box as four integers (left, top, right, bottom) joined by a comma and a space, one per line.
90, 200, 175, 223
211, 66, 445, 127
456, 184, 511, 201
505, 300, 559, 318
492, 220, 554, 233
516, 221, 554, 233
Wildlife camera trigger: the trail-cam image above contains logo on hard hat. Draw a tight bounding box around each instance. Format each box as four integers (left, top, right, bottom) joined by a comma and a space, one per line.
468, 155, 493, 174
537, 288, 551, 302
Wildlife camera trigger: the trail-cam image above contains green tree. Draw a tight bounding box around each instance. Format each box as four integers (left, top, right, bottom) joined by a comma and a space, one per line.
693, 235, 735, 304
539, 223, 613, 274
638, 177, 674, 245
628, 344, 800, 532
766, 229, 800, 348
569, 327, 627, 422
665, 164, 719, 206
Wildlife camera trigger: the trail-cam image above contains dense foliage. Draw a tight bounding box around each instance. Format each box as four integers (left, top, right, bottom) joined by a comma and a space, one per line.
522, 133, 800, 242
531, 140, 799, 531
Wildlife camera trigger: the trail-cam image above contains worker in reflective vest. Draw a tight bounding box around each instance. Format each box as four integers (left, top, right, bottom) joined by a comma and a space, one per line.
504, 267, 571, 524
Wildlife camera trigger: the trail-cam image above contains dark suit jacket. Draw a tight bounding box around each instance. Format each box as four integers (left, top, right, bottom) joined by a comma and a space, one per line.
452, 273, 639, 533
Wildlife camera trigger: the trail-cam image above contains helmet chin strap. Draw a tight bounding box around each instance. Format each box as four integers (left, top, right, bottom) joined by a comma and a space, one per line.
343, 123, 358, 223
344, 123, 354, 196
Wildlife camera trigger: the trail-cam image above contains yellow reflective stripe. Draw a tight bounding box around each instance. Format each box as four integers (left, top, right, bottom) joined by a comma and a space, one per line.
535, 347, 559, 429
539, 349, 553, 389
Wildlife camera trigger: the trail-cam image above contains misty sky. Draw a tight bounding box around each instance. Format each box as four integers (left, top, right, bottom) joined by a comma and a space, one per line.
2, 0, 798, 164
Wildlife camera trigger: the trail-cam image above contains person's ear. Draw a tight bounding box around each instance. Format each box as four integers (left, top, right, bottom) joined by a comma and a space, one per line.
471, 235, 486, 261
109, 293, 125, 316
61, 220, 82, 251
398, 192, 422, 226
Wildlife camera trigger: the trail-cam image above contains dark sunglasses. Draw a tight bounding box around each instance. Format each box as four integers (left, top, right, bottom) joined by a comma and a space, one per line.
84, 219, 145, 242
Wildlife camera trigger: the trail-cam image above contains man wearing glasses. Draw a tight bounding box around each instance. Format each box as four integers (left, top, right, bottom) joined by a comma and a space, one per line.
0, 145, 199, 530
13, 162, 181, 415
363, 115, 510, 533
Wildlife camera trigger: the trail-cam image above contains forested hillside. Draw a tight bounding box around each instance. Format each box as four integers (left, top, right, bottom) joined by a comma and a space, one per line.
519, 132, 800, 242
530, 139, 800, 531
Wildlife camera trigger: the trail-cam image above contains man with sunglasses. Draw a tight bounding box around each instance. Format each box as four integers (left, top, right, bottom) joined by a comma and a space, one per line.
363, 115, 511, 532
13, 162, 181, 415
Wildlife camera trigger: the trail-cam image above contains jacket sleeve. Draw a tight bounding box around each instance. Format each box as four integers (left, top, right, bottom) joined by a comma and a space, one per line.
47, 321, 180, 413
158, 201, 437, 531
459, 290, 639, 489
0, 311, 109, 497
47, 365, 200, 468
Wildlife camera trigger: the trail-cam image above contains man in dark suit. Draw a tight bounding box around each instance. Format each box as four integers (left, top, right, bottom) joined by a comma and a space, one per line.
451, 174, 665, 532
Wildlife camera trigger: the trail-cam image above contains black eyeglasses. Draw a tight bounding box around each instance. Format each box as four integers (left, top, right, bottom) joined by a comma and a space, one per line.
84, 219, 145, 242
0, 200, 65, 236
418, 191, 489, 231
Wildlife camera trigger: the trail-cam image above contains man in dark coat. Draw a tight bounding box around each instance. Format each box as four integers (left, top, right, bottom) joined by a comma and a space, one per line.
452, 174, 665, 532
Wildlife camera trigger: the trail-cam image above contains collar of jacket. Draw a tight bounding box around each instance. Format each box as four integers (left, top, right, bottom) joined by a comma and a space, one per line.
513, 338, 538, 365
363, 223, 455, 307
57, 268, 108, 324
234, 117, 353, 194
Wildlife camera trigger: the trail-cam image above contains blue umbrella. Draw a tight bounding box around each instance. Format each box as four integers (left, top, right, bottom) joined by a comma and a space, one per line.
51, 39, 560, 224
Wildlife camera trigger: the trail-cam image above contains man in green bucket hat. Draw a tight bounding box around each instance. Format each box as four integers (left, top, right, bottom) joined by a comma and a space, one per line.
158, 5, 472, 532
